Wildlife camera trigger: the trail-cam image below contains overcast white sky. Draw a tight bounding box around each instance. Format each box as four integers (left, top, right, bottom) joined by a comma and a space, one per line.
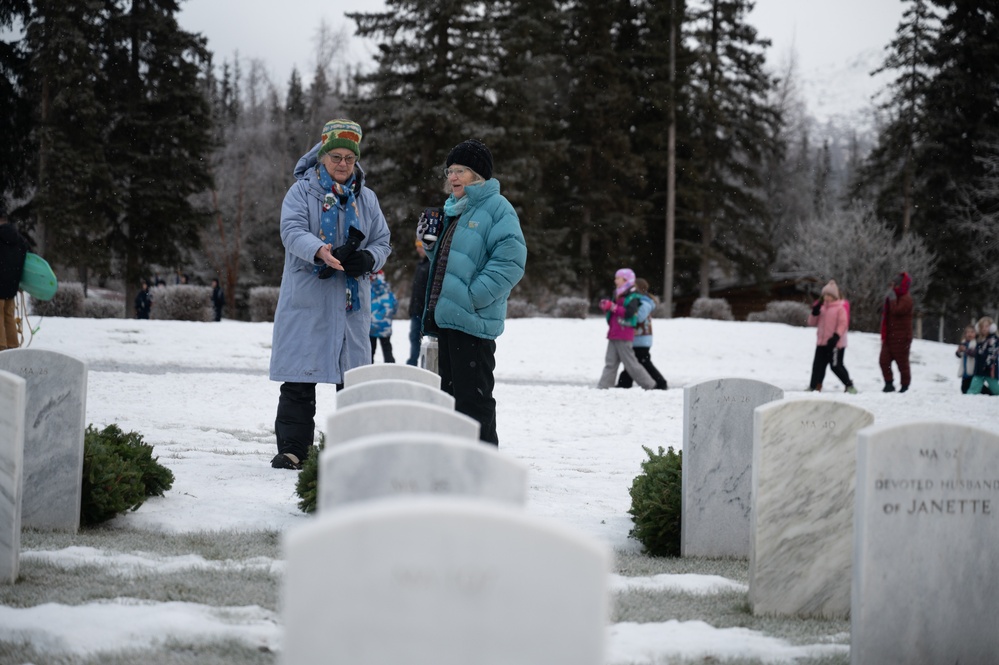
175, 0, 905, 90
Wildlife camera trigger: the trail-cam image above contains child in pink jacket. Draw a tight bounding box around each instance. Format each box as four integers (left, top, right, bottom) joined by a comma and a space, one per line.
596, 268, 656, 390
807, 279, 857, 393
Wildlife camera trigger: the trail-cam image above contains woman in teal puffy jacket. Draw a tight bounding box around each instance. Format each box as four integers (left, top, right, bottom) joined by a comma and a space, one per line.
417, 139, 527, 445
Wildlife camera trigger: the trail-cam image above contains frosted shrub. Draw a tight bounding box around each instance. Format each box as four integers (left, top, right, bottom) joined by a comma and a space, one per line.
84, 298, 125, 319
776, 204, 937, 332
551, 296, 589, 319
506, 298, 540, 319
249, 286, 280, 322
31, 282, 85, 318
690, 297, 734, 321
152, 285, 212, 321
747, 300, 810, 327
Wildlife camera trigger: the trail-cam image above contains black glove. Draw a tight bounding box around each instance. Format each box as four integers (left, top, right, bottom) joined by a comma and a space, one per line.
811, 300, 821, 316
826, 333, 840, 349
318, 227, 367, 279
341, 250, 375, 278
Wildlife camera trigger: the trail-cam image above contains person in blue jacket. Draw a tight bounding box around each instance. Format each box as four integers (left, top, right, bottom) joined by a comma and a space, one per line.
369, 270, 398, 363
416, 139, 527, 445
268, 119, 392, 469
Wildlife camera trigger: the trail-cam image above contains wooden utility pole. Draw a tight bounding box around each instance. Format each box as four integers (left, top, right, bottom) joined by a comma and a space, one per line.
663, 0, 677, 317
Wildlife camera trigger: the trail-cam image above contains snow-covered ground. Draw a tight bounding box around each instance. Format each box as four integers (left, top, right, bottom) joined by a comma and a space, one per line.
1, 314, 994, 662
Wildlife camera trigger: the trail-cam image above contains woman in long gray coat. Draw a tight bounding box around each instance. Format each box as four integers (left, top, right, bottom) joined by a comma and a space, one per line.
269, 119, 392, 469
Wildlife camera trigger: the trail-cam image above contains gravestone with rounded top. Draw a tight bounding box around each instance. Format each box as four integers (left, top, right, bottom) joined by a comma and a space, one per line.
682, 377, 784, 558
0, 370, 26, 583
281, 497, 610, 665
749, 398, 873, 618
343, 364, 441, 389
0, 349, 87, 532
318, 433, 527, 511
851, 422, 999, 665
335, 378, 454, 411
326, 400, 479, 446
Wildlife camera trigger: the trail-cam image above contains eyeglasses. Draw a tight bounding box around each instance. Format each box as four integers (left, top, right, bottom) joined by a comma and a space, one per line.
444, 166, 470, 178
327, 153, 356, 165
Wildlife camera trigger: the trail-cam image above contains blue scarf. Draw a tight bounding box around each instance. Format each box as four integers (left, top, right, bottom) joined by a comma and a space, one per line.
316, 165, 361, 311
443, 191, 471, 218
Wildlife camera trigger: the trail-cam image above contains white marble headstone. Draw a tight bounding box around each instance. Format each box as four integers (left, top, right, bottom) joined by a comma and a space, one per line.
0, 349, 87, 532
851, 422, 999, 665
749, 399, 874, 618
344, 363, 441, 389
318, 433, 528, 511
0, 370, 26, 583
281, 497, 611, 665
335, 379, 455, 411
326, 400, 480, 446
682, 378, 784, 558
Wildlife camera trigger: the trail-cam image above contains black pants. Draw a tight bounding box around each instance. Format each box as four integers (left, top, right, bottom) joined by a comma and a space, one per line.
810, 346, 853, 390
437, 328, 498, 445
370, 336, 395, 363
275, 382, 316, 462
617, 347, 668, 389
275, 381, 344, 460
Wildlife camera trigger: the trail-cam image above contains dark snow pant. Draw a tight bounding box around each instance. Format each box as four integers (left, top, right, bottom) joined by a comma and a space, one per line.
275, 382, 316, 463
370, 336, 395, 363
407, 315, 422, 366
436, 328, 498, 445
810, 346, 853, 390
617, 347, 668, 389
879, 340, 911, 388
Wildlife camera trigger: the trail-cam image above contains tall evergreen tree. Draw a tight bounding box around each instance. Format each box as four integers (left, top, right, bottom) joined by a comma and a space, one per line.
102, 0, 213, 309
623, 0, 693, 300
347, 0, 498, 235
23, 0, 116, 284
0, 0, 33, 206
683, 0, 779, 297
856, 0, 938, 236
488, 0, 572, 293
914, 0, 999, 315
559, 0, 649, 299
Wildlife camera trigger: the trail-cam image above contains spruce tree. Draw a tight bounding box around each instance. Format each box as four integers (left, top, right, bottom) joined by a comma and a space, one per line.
0, 0, 33, 204
913, 0, 999, 315
488, 0, 572, 292
682, 0, 779, 297
856, 0, 938, 237
559, 0, 649, 299
102, 0, 213, 309
347, 0, 498, 232
22, 0, 116, 283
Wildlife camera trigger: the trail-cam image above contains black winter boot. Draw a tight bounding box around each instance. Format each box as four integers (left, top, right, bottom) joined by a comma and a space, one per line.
899, 384, 909, 393
883, 381, 896, 393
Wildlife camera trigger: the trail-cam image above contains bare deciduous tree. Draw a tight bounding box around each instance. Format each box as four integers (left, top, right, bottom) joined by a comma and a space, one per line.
776, 204, 937, 332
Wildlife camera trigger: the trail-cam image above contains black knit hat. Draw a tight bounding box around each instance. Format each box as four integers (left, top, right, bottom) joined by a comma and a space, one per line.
446, 139, 493, 180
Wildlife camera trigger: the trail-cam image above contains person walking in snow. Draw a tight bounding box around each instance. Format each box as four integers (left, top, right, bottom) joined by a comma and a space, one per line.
806, 279, 856, 393
956, 324, 978, 394
966, 316, 998, 396
879, 271, 914, 392
597, 268, 657, 390
369, 270, 397, 362
616, 277, 668, 390
210, 278, 225, 321
269, 119, 392, 470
